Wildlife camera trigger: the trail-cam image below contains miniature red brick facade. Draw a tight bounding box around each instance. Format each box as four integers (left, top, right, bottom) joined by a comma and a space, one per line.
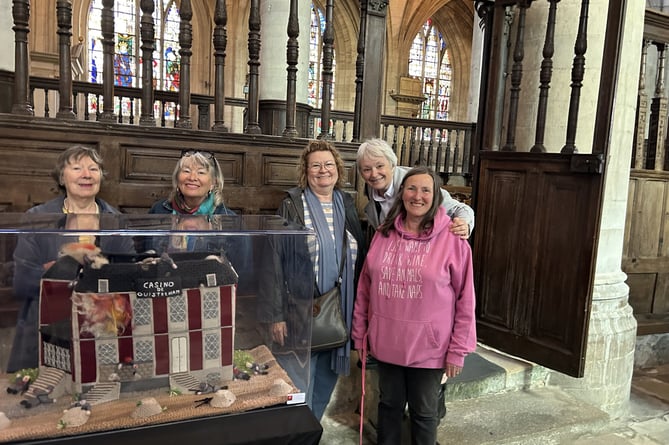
37, 256, 236, 394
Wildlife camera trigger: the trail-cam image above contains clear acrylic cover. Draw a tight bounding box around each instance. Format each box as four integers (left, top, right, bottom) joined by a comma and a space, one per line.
0, 214, 316, 442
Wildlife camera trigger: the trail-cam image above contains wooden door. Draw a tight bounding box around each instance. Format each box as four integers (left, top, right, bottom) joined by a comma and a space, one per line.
471, 0, 624, 377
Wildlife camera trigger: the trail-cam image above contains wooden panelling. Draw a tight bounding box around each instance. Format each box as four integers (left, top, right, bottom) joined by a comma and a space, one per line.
123, 147, 184, 181
622, 257, 669, 273
475, 168, 526, 331
0, 117, 362, 215
624, 171, 669, 333
627, 273, 657, 314
655, 273, 669, 313
263, 155, 302, 187
473, 152, 602, 377
630, 179, 664, 257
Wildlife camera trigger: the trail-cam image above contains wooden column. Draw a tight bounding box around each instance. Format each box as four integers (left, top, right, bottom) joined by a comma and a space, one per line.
245, 0, 261, 134
647, 43, 667, 170
358, 0, 388, 142
501, 1, 531, 152
99, 0, 116, 122
139, 0, 156, 127
176, 0, 193, 129
352, 0, 367, 142
282, 0, 299, 138
11, 0, 33, 115
318, 0, 334, 139
56, 0, 75, 119
632, 41, 649, 169
212, 0, 228, 132
530, 0, 559, 153
561, 0, 590, 154
471, 0, 495, 160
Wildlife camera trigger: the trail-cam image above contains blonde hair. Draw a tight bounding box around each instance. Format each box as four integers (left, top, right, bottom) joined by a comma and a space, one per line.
169, 150, 225, 207
297, 140, 346, 189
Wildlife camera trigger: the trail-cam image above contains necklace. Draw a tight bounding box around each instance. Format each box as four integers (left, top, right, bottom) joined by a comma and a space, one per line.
62, 198, 99, 214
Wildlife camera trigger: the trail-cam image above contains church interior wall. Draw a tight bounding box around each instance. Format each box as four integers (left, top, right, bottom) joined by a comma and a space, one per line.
27, 0, 475, 124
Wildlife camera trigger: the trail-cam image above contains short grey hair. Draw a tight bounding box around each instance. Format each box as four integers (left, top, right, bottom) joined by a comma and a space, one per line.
356, 138, 397, 168
52, 145, 105, 193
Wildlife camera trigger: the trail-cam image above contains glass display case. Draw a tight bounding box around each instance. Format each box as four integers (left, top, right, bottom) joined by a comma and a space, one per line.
0, 214, 320, 444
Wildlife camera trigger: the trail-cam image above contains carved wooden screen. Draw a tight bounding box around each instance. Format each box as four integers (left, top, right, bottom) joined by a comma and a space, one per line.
472, 0, 623, 377
623, 9, 669, 335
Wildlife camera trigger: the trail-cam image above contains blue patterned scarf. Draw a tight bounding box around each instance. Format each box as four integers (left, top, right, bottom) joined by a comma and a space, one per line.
304, 187, 354, 375
172, 192, 215, 215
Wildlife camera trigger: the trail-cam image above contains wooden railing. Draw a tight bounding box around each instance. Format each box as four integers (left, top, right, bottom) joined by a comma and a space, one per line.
27, 75, 475, 183
5, 0, 475, 184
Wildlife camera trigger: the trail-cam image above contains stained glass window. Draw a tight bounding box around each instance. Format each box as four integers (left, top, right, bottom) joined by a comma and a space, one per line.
308, 3, 335, 109
87, 0, 181, 122
408, 19, 452, 120
162, 4, 181, 92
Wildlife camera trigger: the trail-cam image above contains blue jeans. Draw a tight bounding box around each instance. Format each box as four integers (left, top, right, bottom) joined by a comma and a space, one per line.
376, 361, 442, 445
307, 350, 339, 420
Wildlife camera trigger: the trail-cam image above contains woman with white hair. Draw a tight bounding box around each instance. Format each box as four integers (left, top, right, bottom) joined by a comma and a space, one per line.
356, 138, 474, 239
149, 149, 234, 216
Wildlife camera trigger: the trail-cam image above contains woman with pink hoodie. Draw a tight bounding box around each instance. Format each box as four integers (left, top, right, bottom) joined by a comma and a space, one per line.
352, 166, 477, 445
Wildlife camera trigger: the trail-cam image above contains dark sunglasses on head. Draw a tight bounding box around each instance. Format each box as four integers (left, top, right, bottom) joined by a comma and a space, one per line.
180, 149, 215, 160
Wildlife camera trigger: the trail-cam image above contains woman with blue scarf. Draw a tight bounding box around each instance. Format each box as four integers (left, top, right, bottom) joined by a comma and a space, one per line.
146, 149, 237, 252
149, 149, 235, 216
277, 140, 367, 420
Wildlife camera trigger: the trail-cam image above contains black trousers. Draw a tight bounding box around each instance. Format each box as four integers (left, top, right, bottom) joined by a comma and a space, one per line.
376, 361, 443, 445
438, 382, 447, 419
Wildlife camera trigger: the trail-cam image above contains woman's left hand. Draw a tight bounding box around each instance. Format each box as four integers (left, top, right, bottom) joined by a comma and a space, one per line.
450, 217, 470, 240
445, 363, 463, 378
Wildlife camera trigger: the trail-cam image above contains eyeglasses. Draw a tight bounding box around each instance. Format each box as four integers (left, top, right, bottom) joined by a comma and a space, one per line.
181, 149, 215, 160
308, 161, 337, 172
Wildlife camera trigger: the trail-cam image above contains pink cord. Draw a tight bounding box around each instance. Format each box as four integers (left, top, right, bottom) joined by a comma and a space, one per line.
359, 335, 368, 445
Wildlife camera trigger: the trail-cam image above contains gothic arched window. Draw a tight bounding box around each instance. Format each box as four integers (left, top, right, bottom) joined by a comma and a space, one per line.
87, 0, 181, 120
409, 19, 452, 120
308, 3, 335, 109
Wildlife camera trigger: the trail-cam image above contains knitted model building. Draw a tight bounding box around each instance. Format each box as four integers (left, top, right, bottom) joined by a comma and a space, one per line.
32, 252, 237, 404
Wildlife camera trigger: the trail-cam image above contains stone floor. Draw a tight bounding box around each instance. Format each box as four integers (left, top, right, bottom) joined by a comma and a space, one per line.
320, 363, 669, 445
632, 364, 669, 405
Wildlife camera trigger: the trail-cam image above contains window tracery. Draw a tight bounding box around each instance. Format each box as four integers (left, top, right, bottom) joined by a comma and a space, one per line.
87, 0, 181, 121
408, 18, 452, 120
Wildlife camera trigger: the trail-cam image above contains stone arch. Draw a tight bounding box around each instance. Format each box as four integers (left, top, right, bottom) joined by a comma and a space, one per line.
387, 0, 474, 120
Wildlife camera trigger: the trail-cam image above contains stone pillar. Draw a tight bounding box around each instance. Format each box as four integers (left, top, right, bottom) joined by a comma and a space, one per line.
258, 0, 311, 136
467, 14, 485, 122
0, 0, 14, 113
0, 0, 13, 71
548, 0, 645, 417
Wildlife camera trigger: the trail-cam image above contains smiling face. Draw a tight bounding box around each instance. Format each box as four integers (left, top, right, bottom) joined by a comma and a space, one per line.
358, 155, 394, 195
401, 173, 434, 221
306, 150, 338, 197
177, 158, 214, 206
61, 155, 102, 201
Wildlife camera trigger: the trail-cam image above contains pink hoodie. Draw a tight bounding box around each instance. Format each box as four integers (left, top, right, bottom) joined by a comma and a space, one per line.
351, 207, 476, 368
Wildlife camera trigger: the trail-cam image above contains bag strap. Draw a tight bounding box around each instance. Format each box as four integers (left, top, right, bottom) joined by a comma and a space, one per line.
336, 231, 348, 282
